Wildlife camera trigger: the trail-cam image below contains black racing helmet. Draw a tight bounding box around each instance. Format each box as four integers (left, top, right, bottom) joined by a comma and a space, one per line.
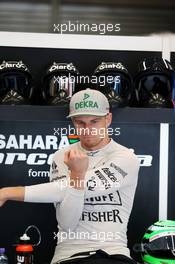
43, 62, 79, 106
0, 61, 33, 105
134, 57, 175, 108
93, 62, 133, 107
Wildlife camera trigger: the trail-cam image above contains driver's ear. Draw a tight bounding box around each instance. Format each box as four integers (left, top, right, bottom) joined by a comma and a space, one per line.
106, 113, 112, 127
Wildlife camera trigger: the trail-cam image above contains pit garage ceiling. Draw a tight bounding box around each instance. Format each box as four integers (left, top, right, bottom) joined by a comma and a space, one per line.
0, 0, 175, 35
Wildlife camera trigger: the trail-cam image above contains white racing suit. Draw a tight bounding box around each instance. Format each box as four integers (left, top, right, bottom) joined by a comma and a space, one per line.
24, 139, 140, 263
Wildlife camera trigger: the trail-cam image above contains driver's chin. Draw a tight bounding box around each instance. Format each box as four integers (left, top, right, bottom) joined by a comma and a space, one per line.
81, 136, 103, 148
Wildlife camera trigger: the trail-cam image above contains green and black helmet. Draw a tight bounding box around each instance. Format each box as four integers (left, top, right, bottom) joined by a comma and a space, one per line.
141, 220, 175, 264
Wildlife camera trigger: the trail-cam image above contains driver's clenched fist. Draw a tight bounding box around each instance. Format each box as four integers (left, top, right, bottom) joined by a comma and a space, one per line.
64, 149, 89, 190
64, 148, 89, 175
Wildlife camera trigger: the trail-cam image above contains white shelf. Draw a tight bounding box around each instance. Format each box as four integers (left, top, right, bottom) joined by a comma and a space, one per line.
0, 31, 164, 51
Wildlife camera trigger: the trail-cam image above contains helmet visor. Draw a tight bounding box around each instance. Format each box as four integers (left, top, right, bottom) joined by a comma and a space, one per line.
45, 75, 76, 99
143, 234, 175, 259
96, 73, 131, 98
0, 72, 32, 98
138, 74, 172, 100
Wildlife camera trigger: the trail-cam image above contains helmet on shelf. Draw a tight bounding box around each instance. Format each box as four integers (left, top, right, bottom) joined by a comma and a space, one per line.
0, 60, 33, 105
43, 62, 79, 106
134, 57, 175, 108
93, 61, 133, 107
141, 220, 175, 264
